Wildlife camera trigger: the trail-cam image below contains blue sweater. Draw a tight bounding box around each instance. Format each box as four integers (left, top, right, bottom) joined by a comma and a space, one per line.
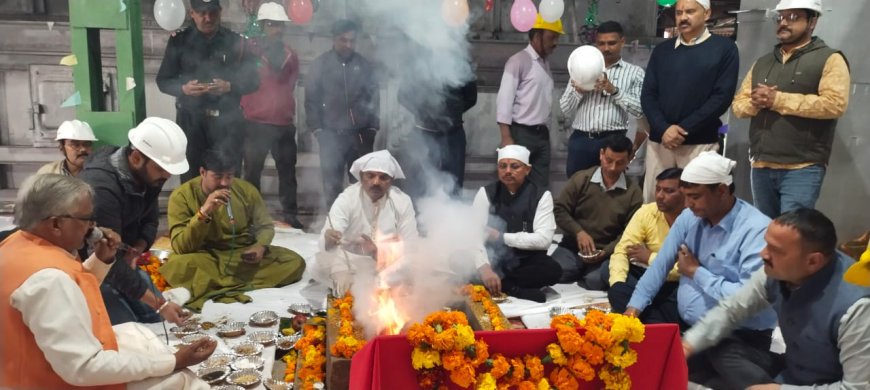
641, 35, 739, 145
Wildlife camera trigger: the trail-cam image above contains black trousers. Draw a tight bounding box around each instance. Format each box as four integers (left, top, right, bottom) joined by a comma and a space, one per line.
688, 328, 783, 390
509, 123, 551, 189
498, 251, 562, 291
566, 130, 628, 178
315, 128, 375, 208
607, 264, 682, 326
176, 107, 244, 183
243, 121, 298, 217
400, 126, 467, 200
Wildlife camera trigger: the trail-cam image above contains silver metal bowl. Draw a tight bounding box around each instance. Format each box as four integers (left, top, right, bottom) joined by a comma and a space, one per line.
288, 303, 313, 316
548, 305, 569, 318
247, 330, 276, 345
249, 310, 279, 327
230, 355, 265, 371
226, 368, 262, 387
196, 366, 230, 385
181, 333, 210, 345
264, 378, 294, 390
275, 334, 299, 351
217, 321, 247, 338
200, 353, 234, 369
169, 324, 199, 339
211, 386, 244, 390
231, 341, 263, 357
149, 249, 171, 263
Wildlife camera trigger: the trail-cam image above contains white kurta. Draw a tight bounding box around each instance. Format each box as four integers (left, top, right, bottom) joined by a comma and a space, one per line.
315, 183, 418, 277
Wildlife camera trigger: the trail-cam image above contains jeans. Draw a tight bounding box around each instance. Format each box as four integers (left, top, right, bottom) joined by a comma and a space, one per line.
688, 329, 783, 390
751, 165, 826, 219
551, 246, 608, 291
566, 130, 627, 178
243, 122, 299, 217
100, 269, 163, 325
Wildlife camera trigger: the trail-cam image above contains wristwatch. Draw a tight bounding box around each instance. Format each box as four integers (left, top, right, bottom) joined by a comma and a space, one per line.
608, 86, 620, 96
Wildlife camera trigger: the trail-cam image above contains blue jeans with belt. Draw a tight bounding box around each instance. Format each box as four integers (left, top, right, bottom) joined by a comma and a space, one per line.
566, 130, 627, 178
750, 164, 826, 218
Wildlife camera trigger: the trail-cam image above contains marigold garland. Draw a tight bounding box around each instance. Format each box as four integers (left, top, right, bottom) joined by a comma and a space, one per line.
138, 254, 168, 292
408, 309, 645, 389
281, 349, 298, 383
295, 317, 326, 390
329, 293, 367, 358
462, 285, 509, 331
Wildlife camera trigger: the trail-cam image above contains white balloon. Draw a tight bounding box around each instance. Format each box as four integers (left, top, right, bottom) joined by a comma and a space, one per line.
567, 45, 605, 90
154, 0, 186, 31
539, 0, 565, 23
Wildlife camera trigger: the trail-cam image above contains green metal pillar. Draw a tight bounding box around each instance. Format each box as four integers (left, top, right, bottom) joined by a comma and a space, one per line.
69, 0, 146, 146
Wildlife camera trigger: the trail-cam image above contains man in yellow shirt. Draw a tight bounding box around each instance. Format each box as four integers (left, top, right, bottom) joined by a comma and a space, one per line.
732, 0, 850, 219
604, 168, 684, 323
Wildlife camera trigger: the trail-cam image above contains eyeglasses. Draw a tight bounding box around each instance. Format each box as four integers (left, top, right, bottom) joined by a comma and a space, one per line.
52, 214, 97, 224
773, 13, 804, 24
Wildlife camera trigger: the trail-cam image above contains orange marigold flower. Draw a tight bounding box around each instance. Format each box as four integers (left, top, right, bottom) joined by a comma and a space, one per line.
441, 351, 465, 371
550, 313, 579, 329
549, 367, 580, 390
407, 323, 435, 347
448, 362, 476, 388
567, 355, 595, 382
432, 327, 457, 351
471, 339, 490, 366
517, 381, 537, 390
524, 355, 545, 381
506, 357, 525, 385
489, 354, 510, 379
555, 326, 584, 354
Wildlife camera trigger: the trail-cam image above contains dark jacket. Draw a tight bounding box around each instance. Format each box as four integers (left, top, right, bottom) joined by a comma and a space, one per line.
240, 37, 299, 126
156, 26, 259, 112
398, 77, 477, 131
750, 37, 846, 165
304, 50, 379, 131
78, 146, 162, 300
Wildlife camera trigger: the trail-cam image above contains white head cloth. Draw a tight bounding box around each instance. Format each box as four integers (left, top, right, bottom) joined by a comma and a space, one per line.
496, 145, 531, 166
349, 150, 406, 180
681, 151, 736, 185
691, 0, 711, 9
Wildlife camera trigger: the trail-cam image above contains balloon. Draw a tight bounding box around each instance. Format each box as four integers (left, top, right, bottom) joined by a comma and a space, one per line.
442, 0, 470, 27
657, 0, 677, 6
567, 45, 605, 90
539, 0, 565, 23
485, 0, 494, 12
154, 0, 185, 31
510, 0, 537, 32
287, 0, 313, 24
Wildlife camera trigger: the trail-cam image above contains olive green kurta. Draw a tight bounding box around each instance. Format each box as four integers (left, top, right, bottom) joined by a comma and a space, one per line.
160, 177, 305, 310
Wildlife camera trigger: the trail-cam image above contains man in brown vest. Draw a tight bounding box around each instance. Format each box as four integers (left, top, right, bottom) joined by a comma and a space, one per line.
0, 174, 215, 389
732, 0, 850, 219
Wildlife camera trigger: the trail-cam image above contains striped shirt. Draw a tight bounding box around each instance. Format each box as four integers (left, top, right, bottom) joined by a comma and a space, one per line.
559, 58, 645, 133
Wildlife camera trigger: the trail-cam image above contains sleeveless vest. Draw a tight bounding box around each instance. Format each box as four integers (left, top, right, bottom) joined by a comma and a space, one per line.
484, 180, 547, 260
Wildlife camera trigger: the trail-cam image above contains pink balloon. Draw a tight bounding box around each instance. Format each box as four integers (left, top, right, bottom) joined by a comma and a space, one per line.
510, 0, 537, 32
286, 0, 313, 25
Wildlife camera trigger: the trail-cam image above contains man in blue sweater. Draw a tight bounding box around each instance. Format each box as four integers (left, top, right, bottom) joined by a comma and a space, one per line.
640, 0, 739, 202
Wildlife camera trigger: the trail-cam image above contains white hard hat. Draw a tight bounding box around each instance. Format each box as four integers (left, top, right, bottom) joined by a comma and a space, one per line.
128, 117, 189, 175
55, 120, 98, 141
257, 2, 291, 22
775, 0, 823, 13
567, 46, 605, 91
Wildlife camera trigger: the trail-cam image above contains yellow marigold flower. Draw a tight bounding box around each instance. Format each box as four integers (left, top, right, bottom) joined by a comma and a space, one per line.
600, 366, 632, 390
412, 347, 442, 370
476, 373, 496, 390
609, 314, 646, 343
454, 324, 475, 350
606, 346, 638, 368
537, 378, 551, 390
547, 343, 568, 366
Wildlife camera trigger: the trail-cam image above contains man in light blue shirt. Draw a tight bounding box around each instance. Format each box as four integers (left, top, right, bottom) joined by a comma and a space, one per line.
625, 151, 779, 390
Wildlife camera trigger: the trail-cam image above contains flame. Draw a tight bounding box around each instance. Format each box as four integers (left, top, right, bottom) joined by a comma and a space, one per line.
371, 232, 407, 335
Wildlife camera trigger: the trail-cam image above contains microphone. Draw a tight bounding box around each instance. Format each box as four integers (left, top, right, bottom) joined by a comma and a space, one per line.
226, 194, 235, 224
86, 228, 132, 253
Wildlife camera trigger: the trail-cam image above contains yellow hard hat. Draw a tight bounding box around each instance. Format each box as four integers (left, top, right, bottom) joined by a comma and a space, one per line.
532, 14, 565, 34
844, 245, 870, 287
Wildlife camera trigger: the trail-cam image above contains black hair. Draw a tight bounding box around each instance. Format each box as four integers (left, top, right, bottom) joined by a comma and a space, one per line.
201, 149, 235, 173
774, 208, 837, 257
679, 181, 736, 195
600, 134, 633, 155
656, 167, 683, 181
803, 9, 820, 19
596, 21, 624, 37
528, 28, 543, 41
332, 19, 360, 37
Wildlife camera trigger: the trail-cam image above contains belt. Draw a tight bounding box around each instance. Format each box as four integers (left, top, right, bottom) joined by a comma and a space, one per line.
204, 109, 220, 117
511, 122, 548, 131
574, 129, 627, 139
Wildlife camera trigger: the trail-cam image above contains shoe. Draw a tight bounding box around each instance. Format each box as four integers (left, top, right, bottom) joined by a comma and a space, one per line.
504, 285, 546, 303
284, 216, 305, 230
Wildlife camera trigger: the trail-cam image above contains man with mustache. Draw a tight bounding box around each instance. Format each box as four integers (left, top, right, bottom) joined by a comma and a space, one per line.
640, 0, 739, 202
625, 152, 778, 389
157, 0, 259, 183
314, 150, 418, 297
496, 15, 564, 188
732, 0, 850, 219
471, 145, 562, 303
79, 117, 192, 325
160, 149, 306, 310
559, 21, 647, 177
37, 119, 98, 177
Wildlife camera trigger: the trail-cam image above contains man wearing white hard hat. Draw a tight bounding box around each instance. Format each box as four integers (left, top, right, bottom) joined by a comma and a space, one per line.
560, 21, 646, 177
640, 0, 739, 202
732, 0, 849, 219
78, 117, 191, 325
625, 151, 779, 389
470, 145, 561, 303
37, 119, 99, 177
684, 208, 870, 390
314, 150, 418, 297
240, 2, 304, 229
495, 15, 564, 188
